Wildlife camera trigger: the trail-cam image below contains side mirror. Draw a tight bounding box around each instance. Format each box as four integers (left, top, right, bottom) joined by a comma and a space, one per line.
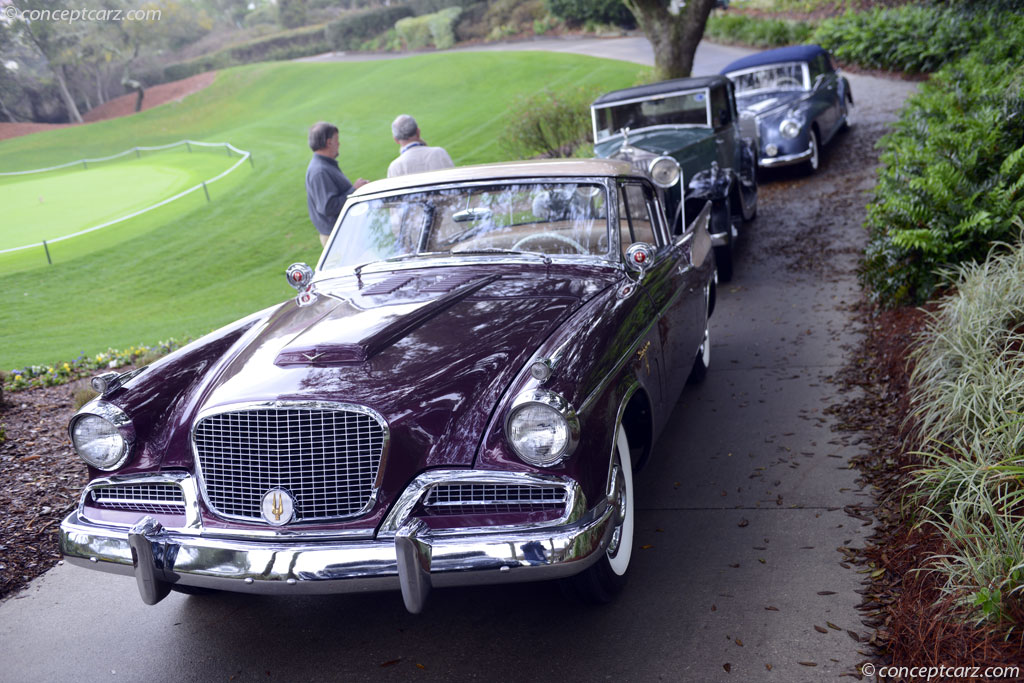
286, 262, 314, 291
625, 243, 655, 283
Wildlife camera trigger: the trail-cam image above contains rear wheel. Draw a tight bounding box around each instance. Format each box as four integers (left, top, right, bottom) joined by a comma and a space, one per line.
566, 425, 634, 603
688, 326, 710, 384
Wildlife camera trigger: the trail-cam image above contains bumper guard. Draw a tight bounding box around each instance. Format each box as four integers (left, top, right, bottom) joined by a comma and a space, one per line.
60, 500, 614, 613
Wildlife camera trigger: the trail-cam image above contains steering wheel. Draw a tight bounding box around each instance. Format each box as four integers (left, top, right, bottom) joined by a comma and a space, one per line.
512, 232, 589, 254
775, 77, 803, 88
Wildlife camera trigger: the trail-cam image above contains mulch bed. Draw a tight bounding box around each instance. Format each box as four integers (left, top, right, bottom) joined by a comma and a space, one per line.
0, 72, 216, 142
0, 384, 88, 598
828, 303, 1024, 675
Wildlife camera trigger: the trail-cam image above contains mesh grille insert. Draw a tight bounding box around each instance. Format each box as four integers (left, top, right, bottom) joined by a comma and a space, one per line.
193, 406, 386, 523
423, 483, 567, 515
90, 483, 185, 514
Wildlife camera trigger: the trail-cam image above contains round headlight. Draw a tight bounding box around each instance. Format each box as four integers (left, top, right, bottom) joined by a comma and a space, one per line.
780, 120, 800, 139
508, 403, 570, 467
71, 414, 128, 470
648, 156, 681, 188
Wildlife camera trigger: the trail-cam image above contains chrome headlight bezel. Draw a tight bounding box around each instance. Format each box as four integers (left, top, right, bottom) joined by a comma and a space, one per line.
647, 155, 682, 188
68, 401, 135, 471
505, 389, 580, 467
779, 119, 801, 139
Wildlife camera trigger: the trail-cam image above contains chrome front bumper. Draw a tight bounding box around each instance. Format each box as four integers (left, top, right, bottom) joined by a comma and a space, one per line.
759, 145, 813, 168
59, 500, 615, 613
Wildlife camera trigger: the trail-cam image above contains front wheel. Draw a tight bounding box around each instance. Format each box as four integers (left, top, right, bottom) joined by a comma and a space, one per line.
806, 129, 820, 174
565, 425, 634, 603
711, 203, 735, 282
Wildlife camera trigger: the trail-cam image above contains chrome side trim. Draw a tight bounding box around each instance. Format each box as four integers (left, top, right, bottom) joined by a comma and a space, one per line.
378, 470, 584, 537
578, 255, 701, 417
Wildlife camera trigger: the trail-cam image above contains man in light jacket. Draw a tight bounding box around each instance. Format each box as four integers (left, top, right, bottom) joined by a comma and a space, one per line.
387, 115, 454, 178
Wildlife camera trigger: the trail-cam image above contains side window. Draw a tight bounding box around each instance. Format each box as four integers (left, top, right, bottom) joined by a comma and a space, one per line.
710, 86, 732, 129
809, 55, 829, 84
619, 183, 659, 256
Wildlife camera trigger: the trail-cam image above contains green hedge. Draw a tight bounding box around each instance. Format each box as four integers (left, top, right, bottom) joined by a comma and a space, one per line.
545, 0, 635, 29
498, 86, 600, 159
163, 25, 329, 82
860, 11, 1024, 307
395, 6, 461, 50
325, 6, 414, 51
813, 5, 991, 74
705, 13, 814, 48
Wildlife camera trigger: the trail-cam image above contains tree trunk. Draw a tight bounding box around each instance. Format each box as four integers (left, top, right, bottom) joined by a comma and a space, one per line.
96, 69, 106, 106
0, 94, 17, 123
625, 0, 717, 80
53, 64, 83, 123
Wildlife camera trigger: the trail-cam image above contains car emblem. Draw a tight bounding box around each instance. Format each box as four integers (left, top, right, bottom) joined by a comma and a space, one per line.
302, 351, 324, 362
636, 340, 651, 376
261, 489, 295, 526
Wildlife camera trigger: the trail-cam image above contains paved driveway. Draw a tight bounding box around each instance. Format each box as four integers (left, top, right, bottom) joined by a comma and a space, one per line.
0, 38, 916, 682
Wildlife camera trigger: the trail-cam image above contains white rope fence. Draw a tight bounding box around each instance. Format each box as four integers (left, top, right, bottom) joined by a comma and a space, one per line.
0, 140, 253, 259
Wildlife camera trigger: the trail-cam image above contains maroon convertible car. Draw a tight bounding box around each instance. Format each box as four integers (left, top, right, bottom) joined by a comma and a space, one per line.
60, 159, 715, 612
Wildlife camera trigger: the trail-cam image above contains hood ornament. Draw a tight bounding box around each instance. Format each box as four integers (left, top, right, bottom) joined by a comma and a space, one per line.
286, 262, 318, 307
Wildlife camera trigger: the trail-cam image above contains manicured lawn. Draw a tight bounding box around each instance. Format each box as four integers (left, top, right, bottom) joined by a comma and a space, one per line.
0, 52, 646, 369
0, 149, 238, 251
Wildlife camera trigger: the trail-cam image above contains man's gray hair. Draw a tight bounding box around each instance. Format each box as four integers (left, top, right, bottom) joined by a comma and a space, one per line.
391, 114, 419, 141
308, 121, 338, 152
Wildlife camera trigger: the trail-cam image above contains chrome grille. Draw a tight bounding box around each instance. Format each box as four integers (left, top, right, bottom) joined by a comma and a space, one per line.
423, 483, 567, 515
90, 484, 185, 514
193, 405, 386, 523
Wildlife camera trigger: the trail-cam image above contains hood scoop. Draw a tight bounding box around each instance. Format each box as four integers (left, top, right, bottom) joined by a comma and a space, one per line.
275, 273, 500, 367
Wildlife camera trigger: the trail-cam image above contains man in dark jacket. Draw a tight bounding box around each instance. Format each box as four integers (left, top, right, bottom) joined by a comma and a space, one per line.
305, 121, 367, 246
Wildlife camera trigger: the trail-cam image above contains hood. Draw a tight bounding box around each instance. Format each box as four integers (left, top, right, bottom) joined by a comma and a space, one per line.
594, 127, 714, 159
736, 90, 806, 118
179, 264, 617, 475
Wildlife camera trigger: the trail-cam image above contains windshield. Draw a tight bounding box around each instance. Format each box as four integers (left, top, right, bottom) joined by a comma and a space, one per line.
593, 89, 710, 142
728, 63, 808, 95
321, 182, 610, 270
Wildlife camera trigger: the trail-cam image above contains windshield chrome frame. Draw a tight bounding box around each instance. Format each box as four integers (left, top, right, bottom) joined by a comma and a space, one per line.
725, 61, 810, 97
315, 176, 625, 280
591, 87, 712, 143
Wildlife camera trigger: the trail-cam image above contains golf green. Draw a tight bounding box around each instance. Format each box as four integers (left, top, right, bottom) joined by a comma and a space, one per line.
0, 149, 240, 251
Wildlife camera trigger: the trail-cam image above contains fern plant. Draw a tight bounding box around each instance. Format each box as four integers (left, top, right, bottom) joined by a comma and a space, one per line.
860, 12, 1024, 308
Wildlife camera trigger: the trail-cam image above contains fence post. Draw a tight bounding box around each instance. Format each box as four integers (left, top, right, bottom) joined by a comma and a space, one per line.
224, 144, 231, 157
186, 142, 191, 153
202, 182, 211, 202
82, 160, 88, 169
135, 148, 141, 158
43, 240, 52, 265
248, 154, 255, 168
